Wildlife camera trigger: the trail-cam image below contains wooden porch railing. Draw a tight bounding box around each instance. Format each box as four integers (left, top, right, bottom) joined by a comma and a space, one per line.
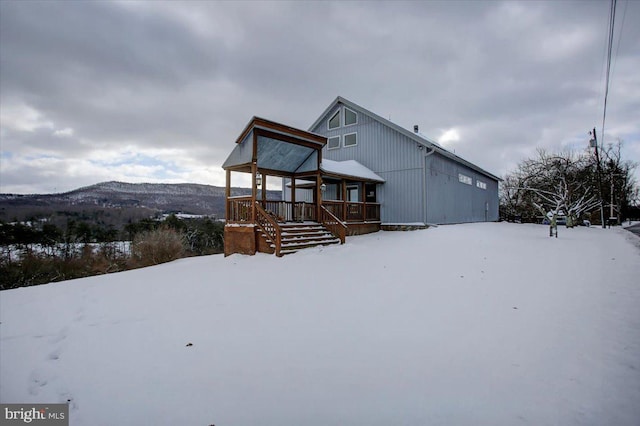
227, 198, 316, 223
227, 197, 380, 224
263, 200, 317, 222
224, 200, 316, 222
365, 203, 381, 221
322, 200, 380, 222
323, 201, 344, 220
320, 205, 346, 244
255, 202, 283, 257
227, 196, 253, 222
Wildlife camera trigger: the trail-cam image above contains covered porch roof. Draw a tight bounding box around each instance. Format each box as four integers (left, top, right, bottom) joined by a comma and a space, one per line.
222, 116, 326, 176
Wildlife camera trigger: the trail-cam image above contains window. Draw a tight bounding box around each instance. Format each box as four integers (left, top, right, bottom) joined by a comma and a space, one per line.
328, 136, 340, 150
476, 180, 487, 190
343, 132, 357, 147
328, 110, 340, 129
344, 107, 357, 126
458, 173, 472, 185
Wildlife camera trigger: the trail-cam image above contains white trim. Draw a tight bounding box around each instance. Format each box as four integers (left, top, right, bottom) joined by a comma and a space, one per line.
328, 109, 340, 130
343, 131, 357, 147
344, 106, 357, 126
327, 135, 341, 150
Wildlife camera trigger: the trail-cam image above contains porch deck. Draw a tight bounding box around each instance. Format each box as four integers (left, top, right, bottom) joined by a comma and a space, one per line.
225, 197, 381, 256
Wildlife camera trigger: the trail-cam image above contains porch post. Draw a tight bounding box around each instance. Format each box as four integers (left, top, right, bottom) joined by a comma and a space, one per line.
261, 171, 266, 206
225, 169, 231, 221
316, 146, 322, 222
316, 172, 322, 221
342, 179, 347, 222
251, 162, 257, 223
291, 177, 296, 221
358, 182, 365, 222
362, 184, 366, 221
251, 129, 258, 223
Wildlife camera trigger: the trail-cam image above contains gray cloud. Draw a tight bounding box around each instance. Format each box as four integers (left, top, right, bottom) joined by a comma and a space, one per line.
1, 0, 638, 193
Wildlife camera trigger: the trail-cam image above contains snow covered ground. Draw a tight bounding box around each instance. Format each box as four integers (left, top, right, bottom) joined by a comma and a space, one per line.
1, 222, 639, 426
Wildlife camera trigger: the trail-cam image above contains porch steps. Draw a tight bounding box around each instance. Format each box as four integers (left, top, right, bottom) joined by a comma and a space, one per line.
265, 222, 341, 255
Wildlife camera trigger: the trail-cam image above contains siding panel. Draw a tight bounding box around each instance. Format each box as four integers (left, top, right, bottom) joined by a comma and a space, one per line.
426, 153, 499, 223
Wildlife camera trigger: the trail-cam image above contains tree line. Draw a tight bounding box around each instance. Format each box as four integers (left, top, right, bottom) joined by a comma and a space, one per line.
500, 140, 639, 225
0, 214, 225, 290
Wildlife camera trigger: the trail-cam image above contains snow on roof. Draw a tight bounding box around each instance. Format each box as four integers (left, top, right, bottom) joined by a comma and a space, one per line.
320, 159, 385, 182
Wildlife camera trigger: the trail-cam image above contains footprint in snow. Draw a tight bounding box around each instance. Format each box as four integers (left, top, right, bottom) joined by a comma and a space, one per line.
27, 369, 51, 395
48, 348, 61, 361
49, 327, 68, 344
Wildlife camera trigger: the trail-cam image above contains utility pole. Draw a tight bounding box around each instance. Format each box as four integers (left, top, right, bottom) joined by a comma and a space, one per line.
610, 174, 615, 221
589, 128, 606, 228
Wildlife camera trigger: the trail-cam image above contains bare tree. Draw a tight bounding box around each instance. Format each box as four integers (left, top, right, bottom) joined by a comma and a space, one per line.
502, 149, 599, 227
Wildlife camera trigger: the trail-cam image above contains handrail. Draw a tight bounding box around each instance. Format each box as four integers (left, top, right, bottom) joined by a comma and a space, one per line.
320, 205, 347, 244
255, 202, 283, 256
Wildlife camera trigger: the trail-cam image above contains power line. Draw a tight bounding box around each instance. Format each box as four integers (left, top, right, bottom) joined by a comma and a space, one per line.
601, 0, 617, 145
610, 0, 628, 87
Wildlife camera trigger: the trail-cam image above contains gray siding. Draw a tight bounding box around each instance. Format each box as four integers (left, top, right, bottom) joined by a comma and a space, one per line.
282, 178, 315, 202
311, 101, 500, 225
311, 106, 425, 224
425, 153, 498, 223
312, 106, 423, 173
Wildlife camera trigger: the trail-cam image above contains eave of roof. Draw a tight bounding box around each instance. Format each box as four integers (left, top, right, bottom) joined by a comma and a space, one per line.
237, 116, 326, 146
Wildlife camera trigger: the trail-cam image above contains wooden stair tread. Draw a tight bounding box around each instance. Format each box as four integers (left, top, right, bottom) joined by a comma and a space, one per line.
258, 220, 342, 256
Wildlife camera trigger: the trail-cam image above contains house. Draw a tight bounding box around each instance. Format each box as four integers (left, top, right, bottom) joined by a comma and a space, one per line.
221, 97, 500, 256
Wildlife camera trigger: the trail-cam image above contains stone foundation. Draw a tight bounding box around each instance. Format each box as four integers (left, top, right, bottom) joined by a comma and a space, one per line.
381, 223, 428, 231
346, 222, 381, 235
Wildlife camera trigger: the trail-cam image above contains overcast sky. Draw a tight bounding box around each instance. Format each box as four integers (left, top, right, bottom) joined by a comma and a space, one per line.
1, 0, 638, 194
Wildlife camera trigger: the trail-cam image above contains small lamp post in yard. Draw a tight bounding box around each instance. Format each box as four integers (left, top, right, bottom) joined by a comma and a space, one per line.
549, 211, 558, 238
608, 172, 624, 227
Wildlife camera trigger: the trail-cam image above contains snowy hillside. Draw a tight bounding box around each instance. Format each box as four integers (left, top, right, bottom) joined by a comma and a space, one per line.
64, 181, 228, 202
0, 181, 281, 220
1, 223, 639, 425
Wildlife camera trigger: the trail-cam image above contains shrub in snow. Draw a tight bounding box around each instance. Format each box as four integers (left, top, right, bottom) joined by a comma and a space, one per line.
131, 227, 185, 267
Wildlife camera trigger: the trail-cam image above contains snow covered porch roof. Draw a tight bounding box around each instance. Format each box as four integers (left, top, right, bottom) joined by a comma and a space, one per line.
285, 160, 385, 187
321, 159, 385, 183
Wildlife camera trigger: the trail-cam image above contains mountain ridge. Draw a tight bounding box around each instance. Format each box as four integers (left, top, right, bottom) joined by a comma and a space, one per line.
0, 181, 281, 221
